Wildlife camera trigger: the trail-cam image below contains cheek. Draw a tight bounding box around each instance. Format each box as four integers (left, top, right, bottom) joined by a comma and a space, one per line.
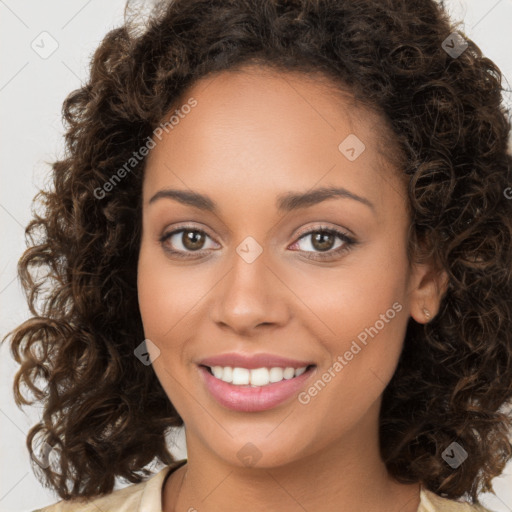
294, 276, 408, 432
136, 240, 223, 405
137, 241, 208, 340
137, 243, 198, 410
295, 237, 409, 337
137, 254, 174, 340
292, 236, 410, 393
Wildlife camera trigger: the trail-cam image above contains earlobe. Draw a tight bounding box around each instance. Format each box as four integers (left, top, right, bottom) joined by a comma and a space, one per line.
409, 264, 449, 324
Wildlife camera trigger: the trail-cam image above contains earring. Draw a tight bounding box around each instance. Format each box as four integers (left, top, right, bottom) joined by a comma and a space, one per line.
423, 308, 431, 320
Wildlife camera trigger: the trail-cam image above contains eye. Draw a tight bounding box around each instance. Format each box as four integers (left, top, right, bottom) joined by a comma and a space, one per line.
289, 226, 356, 261
159, 224, 357, 261
159, 225, 219, 259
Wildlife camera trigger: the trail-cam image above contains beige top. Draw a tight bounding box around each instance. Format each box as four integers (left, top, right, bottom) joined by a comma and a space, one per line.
33, 460, 494, 512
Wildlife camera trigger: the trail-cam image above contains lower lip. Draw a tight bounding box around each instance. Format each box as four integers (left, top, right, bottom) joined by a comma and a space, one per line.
198, 365, 316, 412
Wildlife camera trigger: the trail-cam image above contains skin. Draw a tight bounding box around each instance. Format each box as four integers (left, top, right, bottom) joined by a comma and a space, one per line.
137, 65, 447, 512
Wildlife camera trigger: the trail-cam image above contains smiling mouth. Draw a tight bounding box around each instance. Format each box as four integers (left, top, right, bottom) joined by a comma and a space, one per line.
200, 364, 316, 387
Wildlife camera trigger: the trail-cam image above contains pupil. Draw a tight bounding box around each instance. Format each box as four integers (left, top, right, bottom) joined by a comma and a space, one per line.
312, 232, 334, 251
183, 230, 204, 250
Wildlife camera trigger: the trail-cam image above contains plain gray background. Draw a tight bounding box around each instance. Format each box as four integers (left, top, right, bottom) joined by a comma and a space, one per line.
1, 1, 511, 511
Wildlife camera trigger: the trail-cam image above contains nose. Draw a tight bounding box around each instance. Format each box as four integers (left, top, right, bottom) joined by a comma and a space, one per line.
209, 247, 290, 336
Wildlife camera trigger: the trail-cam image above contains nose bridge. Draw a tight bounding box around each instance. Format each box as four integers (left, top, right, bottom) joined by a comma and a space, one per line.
211, 236, 287, 332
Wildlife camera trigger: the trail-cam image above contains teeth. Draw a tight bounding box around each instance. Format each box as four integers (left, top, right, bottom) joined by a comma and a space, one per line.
250, 367, 269, 386
232, 367, 250, 385
283, 367, 295, 379
223, 366, 233, 382
269, 367, 283, 382
211, 366, 224, 379
295, 367, 306, 377
208, 365, 309, 386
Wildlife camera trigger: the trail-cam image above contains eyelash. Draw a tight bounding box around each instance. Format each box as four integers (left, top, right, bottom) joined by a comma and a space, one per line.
159, 224, 357, 261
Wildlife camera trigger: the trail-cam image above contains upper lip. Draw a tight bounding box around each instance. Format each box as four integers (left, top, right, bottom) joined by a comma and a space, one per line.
198, 353, 315, 369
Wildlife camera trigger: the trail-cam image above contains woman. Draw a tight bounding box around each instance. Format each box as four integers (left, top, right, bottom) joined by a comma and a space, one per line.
5, 0, 511, 511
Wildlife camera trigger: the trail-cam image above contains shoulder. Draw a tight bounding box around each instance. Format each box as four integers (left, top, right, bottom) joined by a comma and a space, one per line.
31, 463, 182, 512
419, 487, 495, 512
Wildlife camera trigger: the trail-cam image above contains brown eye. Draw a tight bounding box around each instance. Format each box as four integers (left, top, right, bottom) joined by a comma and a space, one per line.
159, 226, 219, 259
289, 226, 357, 261
181, 230, 206, 251
294, 229, 346, 253
310, 231, 336, 252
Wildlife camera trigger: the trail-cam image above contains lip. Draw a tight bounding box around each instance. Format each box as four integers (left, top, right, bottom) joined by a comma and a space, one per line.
198, 364, 317, 412
198, 352, 315, 369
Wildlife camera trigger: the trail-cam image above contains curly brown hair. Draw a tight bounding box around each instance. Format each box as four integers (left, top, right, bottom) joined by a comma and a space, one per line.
3, 0, 512, 504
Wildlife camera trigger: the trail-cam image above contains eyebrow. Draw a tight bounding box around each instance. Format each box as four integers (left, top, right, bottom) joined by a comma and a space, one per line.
148, 186, 375, 213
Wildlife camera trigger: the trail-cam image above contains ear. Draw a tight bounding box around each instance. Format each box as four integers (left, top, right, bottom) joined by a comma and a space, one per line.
408, 261, 449, 324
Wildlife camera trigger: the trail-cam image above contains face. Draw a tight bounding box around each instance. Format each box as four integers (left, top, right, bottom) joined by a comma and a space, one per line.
137, 66, 432, 469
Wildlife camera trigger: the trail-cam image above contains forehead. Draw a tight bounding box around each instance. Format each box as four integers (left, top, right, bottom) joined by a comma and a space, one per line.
143, 66, 406, 216
169, 65, 378, 142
